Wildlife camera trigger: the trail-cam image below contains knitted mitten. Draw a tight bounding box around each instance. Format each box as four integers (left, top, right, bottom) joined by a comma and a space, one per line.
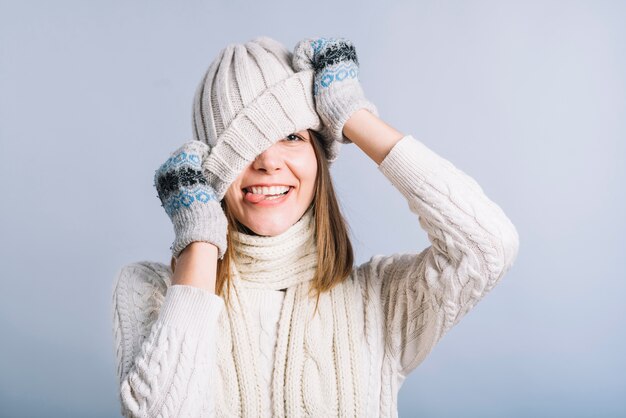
292, 37, 379, 144
153, 140, 228, 259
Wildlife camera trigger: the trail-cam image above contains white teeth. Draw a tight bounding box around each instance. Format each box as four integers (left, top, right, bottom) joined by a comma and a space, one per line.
249, 185, 290, 195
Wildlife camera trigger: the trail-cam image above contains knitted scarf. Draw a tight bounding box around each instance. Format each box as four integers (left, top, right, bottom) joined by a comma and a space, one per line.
214, 206, 363, 417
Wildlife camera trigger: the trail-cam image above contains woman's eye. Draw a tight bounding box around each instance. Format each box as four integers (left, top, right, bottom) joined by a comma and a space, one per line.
285, 133, 303, 142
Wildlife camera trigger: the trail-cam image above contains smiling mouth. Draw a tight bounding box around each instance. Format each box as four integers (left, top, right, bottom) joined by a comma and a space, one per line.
242, 186, 293, 196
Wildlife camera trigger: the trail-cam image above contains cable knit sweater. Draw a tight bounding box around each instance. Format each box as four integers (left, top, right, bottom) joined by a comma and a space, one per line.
111, 134, 520, 417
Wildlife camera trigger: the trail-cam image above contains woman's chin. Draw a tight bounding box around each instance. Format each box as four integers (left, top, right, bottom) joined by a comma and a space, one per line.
242, 216, 295, 237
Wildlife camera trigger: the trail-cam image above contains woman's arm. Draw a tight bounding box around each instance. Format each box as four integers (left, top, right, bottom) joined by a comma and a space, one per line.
171, 242, 219, 292
347, 110, 520, 376
117, 132, 225, 416
112, 256, 223, 417
343, 108, 405, 164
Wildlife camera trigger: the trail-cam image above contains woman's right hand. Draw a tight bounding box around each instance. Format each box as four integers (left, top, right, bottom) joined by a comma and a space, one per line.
153, 140, 228, 260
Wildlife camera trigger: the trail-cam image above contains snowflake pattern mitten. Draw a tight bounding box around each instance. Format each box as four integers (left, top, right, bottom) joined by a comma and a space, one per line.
293, 37, 379, 144
153, 140, 228, 259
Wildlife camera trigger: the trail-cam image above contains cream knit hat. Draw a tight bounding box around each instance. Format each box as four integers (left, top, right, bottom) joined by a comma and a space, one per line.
192, 36, 340, 200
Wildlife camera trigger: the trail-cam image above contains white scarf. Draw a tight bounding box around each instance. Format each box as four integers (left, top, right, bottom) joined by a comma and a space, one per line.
214, 206, 363, 417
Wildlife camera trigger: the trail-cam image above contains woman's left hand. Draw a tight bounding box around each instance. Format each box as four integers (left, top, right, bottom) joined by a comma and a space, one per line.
293, 37, 379, 144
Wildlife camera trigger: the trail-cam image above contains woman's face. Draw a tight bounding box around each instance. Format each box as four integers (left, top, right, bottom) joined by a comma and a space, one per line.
223, 129, 318, 236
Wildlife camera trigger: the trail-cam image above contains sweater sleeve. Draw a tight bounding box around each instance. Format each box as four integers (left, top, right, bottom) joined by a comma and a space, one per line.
111, 261, 225, 417
356, 134, 520, 377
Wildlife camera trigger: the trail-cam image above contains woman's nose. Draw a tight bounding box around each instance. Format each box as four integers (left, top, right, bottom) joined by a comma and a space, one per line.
252, 145, 283, 172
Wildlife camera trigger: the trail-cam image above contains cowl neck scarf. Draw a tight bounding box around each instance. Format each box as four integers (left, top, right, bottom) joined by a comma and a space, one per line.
214, 206, 363, 417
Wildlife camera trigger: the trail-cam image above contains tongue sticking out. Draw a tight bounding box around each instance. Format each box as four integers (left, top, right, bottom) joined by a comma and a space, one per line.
244, 189, 289, 203
244, 190, 266, 203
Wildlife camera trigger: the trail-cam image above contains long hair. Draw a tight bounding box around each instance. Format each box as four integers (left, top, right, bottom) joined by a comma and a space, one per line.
171, 129, 354, 315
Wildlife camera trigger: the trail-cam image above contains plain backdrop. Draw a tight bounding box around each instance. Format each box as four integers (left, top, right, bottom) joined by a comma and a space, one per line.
1, 0, 624, 417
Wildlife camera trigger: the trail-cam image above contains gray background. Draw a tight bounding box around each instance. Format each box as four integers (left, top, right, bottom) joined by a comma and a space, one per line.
1, 0, 624, 417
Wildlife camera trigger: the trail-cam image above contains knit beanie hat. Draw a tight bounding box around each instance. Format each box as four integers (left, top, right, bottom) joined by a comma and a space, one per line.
192, 36, 340, 200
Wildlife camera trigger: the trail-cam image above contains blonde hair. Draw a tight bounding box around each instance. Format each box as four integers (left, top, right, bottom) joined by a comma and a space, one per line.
171, 129, 354, 315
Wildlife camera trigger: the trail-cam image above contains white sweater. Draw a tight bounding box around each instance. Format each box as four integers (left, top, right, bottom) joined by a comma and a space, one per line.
111, 134, 520, 417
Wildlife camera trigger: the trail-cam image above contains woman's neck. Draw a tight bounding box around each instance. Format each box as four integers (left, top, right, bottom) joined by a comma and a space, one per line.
230, 205, 317, 290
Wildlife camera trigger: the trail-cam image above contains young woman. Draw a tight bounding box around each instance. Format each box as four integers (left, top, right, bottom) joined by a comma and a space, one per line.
111, 36, 519, 417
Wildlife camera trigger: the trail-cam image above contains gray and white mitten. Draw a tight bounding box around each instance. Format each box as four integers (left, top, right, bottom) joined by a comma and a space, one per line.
153, 140, 228, 259
293, 37, 379, 144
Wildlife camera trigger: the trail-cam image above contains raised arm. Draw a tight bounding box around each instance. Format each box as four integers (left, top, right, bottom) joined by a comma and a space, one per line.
347, 109, 520, 376
111, 133, 230, 416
